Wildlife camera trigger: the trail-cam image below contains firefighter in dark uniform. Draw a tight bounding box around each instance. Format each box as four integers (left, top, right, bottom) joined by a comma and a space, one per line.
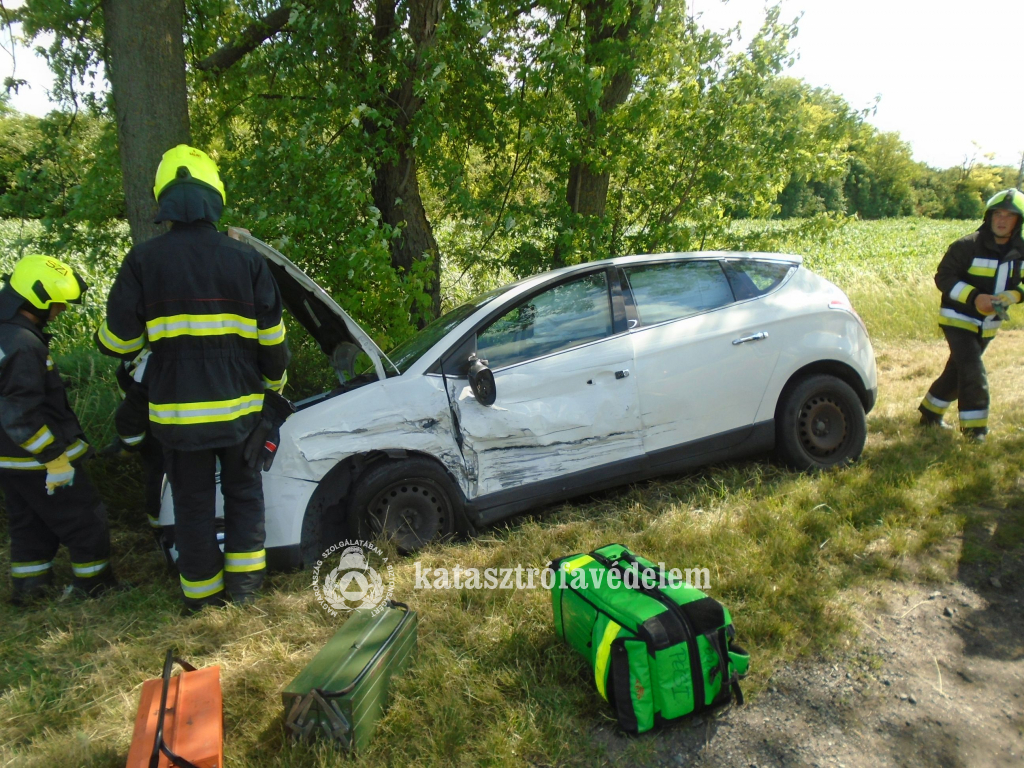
919, 189, 1024, 441
96, 145, 292, 610
0, 255, 118, 605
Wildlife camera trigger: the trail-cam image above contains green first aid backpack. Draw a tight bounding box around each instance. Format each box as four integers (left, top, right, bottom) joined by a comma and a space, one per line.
548, 543, 749, 734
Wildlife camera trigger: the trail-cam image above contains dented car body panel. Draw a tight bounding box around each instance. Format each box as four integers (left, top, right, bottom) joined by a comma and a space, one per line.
160, 249, 877, 568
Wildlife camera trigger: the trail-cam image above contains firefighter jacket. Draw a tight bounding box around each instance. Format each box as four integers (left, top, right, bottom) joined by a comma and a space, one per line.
935, 225, 1024, 338
0, 313, 89, 470
96, 221, 290, 451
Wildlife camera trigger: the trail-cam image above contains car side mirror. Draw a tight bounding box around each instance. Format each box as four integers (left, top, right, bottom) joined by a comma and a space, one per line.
467, 355, 496, 406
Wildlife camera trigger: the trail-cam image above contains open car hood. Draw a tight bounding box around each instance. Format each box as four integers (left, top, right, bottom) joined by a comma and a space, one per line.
232, 230, 394, 382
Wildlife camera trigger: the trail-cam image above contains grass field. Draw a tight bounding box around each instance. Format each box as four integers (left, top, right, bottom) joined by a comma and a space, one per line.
1, 217, 1022, 767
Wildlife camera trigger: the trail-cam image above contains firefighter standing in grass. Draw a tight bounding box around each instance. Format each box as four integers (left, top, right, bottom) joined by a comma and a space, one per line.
0, 255, 120, 605
919, 189, 1024, 441
96, 145, 292, 611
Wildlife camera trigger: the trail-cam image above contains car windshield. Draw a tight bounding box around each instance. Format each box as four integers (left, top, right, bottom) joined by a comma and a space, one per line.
384, 286, 512, 374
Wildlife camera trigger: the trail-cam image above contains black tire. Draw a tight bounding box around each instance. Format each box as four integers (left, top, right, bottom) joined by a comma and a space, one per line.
347, 458, 459, 553
775, 374, 867, 470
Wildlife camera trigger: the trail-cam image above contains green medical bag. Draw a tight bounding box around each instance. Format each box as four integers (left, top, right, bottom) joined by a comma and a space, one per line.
549, 543, 749, 733
282, 601, 417, 750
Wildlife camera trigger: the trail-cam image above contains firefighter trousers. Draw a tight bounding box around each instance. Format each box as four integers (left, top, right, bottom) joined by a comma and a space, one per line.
164, 441, 266, 609
2, 462, 113, 600
920, 326, 992, 431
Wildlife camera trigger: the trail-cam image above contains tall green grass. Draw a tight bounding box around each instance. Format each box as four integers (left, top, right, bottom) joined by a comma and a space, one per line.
1, 217, 1022, 767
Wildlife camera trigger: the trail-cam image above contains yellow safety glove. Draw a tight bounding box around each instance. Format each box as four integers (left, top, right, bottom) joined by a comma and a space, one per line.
44, 453, 75, 495
996, 290, 1021, 306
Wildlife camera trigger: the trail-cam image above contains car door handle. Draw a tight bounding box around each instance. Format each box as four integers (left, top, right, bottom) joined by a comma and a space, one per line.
732, 331, 769, 345
615, 370, 630, 379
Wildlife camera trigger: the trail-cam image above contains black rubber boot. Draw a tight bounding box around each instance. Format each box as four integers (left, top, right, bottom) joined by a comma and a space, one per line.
71, 568, 130, 599
919, 409, 952, 429
10, 570, 55, 607
962, 427, 988, 443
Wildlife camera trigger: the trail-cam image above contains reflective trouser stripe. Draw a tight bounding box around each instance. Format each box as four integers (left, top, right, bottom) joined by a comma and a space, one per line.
960, 409, 989, 428
224, 550, 266, 573
0, 439, 88, 470
950, 281, 974, 304
146, 313, 258, 341
181, 571, 225, 600
921, 393, 951, 414
121, 433, 146, 446
258, 321, 286, 345
97, 320, 145, 354
149, 394, 264, 425
594, 620, 621, 701
72, 560, 109, 578
21, 425, 54, 454
11, 560, 53, 577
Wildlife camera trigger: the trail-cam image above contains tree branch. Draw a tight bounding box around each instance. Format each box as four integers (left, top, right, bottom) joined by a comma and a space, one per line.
196, 5, 292, 73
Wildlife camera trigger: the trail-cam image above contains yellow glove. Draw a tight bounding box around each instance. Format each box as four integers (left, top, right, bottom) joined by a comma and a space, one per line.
44, 453, 75, 495
996, 290, 1021, 306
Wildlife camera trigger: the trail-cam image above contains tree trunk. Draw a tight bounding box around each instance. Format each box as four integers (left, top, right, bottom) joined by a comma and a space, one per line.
554, 0, 645, 265
103, 0, 191, 245
371, 0, 444, 325
372, 148, 441, 320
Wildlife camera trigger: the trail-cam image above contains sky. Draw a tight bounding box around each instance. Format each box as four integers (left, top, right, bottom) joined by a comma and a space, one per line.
2, 0, 1023, 171
690, 0, 1024, 170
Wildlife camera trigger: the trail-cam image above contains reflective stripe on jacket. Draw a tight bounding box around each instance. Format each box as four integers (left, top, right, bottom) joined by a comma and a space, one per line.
97, 221, 290, 450
935, 227, 1024, 337
0, 314, 89, 468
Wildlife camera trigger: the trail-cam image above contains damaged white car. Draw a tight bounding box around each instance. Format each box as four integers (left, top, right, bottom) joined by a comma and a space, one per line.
160, 236, 877, 568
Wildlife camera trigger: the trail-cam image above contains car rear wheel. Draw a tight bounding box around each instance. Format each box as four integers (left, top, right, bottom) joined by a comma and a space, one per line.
776, 374, 866, 470
348, 458, 458, 553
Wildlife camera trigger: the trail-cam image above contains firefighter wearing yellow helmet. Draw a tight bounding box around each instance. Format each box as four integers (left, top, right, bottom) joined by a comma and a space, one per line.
96, 144, 292, 612
0, 255, 121, 605
919, 189, 1024, 441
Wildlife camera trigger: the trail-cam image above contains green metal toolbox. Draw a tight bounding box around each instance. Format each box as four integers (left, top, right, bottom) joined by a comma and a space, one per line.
283, 601, 417, 750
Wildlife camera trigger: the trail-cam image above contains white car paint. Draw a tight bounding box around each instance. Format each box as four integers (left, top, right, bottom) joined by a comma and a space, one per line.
452, 333, 643, 497
159, 245, 877, 562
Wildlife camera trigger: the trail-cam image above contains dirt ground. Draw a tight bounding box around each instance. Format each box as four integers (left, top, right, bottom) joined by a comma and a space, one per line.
592, 538, 1023, 768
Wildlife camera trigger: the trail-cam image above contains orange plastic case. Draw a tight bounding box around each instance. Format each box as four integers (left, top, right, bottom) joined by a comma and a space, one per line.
126, 652, 223, 768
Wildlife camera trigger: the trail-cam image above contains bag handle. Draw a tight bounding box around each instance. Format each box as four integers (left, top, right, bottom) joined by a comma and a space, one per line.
150, 649, 205, 768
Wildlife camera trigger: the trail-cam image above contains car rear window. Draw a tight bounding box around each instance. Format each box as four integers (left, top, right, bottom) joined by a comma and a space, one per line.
722, 260, 794, 300
476, 272, 612, 369
622, 260, 734, 325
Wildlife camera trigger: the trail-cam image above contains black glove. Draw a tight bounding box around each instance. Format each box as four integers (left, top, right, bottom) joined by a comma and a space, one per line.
99, 439, 135, 459
243, 390, 296, 471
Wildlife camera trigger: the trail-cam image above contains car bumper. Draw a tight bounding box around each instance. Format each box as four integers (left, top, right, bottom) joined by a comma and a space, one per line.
864, 386, 877, 414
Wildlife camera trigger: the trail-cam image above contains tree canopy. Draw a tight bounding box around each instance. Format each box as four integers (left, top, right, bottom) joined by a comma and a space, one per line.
4, 1, 1020, 345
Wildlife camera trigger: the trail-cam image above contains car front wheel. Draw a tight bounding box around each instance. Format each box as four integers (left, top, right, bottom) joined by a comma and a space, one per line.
347, 458, 458, 553
776, 374, 867, 470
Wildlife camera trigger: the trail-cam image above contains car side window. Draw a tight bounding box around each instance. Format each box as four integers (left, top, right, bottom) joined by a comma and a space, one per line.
476, 272, 613, 369
622, 260, 734, 325
722, 260, 794, 300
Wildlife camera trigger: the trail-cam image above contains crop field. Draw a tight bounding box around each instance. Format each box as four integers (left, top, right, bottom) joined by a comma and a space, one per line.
0, 217, 1021, 767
